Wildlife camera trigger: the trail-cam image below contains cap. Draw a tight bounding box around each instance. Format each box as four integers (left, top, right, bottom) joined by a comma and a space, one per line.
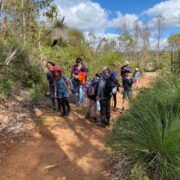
76, 57, 82, 63
53, 66, 61, 72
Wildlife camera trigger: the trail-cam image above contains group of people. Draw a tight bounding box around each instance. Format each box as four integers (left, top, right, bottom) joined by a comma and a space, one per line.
46, 58, 141, 128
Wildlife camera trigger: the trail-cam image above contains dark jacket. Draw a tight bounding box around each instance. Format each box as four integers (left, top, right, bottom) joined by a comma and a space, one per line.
122, 77, 133, 91
97, 74, 116, 100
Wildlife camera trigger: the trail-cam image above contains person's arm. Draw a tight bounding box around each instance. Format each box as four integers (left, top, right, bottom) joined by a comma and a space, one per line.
96, 78, 105, 100
71, 65, 76, 78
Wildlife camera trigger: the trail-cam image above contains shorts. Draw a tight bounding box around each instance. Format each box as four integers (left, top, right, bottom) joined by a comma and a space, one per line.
123, 91, 132, 100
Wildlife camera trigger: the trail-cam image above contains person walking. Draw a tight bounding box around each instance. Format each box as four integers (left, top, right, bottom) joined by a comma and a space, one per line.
122, 70, 133, 112
96, 67, 116, 128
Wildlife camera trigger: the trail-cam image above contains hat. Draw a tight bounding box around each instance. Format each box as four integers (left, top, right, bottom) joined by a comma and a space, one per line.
76, 57, 82, 63
103, 66, 110, 72
125, 61, 129, 65
53, 66, 61, 72
135, 68, 139, 71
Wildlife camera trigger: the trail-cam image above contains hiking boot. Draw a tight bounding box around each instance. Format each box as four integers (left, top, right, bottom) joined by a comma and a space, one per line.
90, 117, 98, 123
96, 122, 106, 128
67, 108, 71, 115
60, 112, 67, 116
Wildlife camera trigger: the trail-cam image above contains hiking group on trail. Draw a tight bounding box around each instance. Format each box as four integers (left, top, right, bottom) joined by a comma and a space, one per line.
46, 58, 141, 128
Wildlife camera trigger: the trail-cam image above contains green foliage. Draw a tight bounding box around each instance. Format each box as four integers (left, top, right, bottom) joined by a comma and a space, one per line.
29, 73, 47, 102
119, 32, 136, 53
0, 80, 14, 98
110, 75, 180, 180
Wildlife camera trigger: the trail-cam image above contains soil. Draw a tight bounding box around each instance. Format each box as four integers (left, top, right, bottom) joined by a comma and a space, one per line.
0, 72, 157, 180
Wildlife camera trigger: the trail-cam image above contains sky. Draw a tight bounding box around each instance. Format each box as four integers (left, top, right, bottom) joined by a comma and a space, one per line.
54, 0, 180, 48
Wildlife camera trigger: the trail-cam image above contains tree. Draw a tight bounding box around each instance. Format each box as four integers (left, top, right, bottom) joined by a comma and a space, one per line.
141, 23, 150, 65
133, 21, 141, 60
119, 32, 136, 60
1, 0, 54, 41
154, 14, 164, 66
118, 19, 136, 60
168, 34, 180, 73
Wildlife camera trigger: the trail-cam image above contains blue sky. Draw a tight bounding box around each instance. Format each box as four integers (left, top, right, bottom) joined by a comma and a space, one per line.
55, 0, 180, 48
92, 0, 161, 15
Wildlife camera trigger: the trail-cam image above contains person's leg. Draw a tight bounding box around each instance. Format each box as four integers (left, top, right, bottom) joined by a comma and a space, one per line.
122, 91, 126, 111
52, 98, 56, 109
63, 97, 71, 114
85, 98, 91, 118
57, 98, 62, 112
77, 84, 85, 106
105, 99, 111, 126
113, 93, 117, 111
136, 79, 139, 89
60, 98, 66, 116
100, 100, 106, 126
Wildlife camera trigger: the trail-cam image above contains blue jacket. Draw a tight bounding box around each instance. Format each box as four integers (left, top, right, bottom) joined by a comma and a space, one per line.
54, 77, 69, 99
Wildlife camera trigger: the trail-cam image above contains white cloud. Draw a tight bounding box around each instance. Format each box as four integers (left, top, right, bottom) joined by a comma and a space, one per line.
144, 0, 180, 28
149, 37, 168, 50
55, 0, 141, 32
109, 12, 141, 30
56, 0, 109, 32
54, 0, 176, 49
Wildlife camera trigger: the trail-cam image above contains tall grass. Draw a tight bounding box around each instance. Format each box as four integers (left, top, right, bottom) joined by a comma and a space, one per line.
110, 74, 180, 180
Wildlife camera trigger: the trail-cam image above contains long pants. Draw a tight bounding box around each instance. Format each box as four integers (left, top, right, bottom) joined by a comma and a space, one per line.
100, 99, 111, 126
87, 99, 96, 118
58, 98, 71, 114
112, 93, 117, 109
76, 85, 85, 105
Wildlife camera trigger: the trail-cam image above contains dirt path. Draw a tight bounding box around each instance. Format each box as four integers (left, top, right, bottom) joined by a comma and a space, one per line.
0, 72, 157, 180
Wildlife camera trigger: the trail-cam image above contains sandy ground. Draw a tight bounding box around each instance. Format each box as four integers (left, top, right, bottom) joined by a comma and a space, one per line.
0, 72, 157, 180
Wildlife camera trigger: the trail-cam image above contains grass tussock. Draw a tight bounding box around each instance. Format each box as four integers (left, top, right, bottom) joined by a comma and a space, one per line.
110, 74, 180, 180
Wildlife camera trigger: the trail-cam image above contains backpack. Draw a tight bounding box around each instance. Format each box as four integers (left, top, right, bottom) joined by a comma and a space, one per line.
86, 78, 99, 97
104, 77, 116, 97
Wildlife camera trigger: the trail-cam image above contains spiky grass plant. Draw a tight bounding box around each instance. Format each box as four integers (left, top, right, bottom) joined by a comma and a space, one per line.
110, 75, 180, 180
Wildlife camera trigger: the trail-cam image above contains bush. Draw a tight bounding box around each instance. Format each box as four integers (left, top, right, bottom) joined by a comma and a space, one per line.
29, 73, 47, 102
110, 75, 180, 180
0, 80, 14, 98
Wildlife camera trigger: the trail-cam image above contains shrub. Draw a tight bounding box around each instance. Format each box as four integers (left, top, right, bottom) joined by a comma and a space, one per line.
0, 80, 14, 98
110, 75, 180, 180
29, 73, 47, 102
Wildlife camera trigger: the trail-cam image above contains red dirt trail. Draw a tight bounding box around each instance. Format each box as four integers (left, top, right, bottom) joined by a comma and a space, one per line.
0, 73, 157, 180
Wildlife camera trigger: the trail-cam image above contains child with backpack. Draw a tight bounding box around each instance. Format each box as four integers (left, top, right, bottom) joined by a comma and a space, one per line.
53, 66, 71, 116
122, 70, 133, 112
85, 74, 100, 122
96, 67, 116, 128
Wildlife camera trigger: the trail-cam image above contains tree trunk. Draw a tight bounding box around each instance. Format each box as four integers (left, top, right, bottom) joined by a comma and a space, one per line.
21, 0, 26, 42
